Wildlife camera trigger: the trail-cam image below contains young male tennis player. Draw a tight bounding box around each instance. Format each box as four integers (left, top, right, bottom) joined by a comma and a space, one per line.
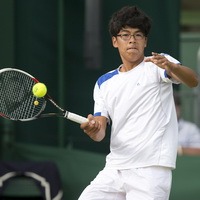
79, 5, 199, 200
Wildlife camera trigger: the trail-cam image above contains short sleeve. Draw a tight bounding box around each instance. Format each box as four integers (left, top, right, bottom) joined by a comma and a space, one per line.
93, 82, 109, 119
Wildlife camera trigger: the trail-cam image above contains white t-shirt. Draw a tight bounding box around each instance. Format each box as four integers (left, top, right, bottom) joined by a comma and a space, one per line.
93, 54, 180, 169
178, 119, 200, 148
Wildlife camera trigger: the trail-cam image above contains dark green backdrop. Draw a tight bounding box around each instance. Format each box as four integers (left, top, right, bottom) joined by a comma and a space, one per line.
3, 1, 200, 200
0, 0, 180, 153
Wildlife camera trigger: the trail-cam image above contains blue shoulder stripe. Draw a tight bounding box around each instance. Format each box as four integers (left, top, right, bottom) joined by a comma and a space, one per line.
94, 112, 101, 116
97, 69, 119, 88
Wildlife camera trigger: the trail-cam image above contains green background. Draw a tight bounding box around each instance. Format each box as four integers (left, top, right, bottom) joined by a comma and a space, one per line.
0, 0, 180, 150
1, 0, 200, 200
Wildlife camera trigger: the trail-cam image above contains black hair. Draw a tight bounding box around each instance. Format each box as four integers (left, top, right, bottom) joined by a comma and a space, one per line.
109, 6, 152, 37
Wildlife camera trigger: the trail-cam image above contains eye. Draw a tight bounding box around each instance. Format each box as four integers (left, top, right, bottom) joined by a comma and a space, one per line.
135, 33, 144, 39
122, 33, 130, 37
121, 33, 130, 39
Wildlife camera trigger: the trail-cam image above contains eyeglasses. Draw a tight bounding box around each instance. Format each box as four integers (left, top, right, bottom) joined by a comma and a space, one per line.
116, 32, 145, 41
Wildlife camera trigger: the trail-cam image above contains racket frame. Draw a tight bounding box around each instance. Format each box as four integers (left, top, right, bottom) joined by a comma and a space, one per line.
0, 68, 88, 124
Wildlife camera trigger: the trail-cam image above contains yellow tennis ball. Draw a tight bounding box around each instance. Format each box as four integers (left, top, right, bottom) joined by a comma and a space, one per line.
34, 100, 39, 106
32, 82, 47, 98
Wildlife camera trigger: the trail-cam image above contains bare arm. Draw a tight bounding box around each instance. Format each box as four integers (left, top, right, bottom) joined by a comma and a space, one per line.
178, 146, 200, 156
80, 114, 107, 142
145, 52, 199, 88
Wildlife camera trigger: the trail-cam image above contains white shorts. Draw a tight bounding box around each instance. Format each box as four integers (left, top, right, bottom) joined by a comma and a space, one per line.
78, 166, 172, 200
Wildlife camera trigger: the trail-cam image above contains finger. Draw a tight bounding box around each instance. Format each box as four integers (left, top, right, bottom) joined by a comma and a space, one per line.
152, 52, 158, 56
144, 57, 152, 62
87, 114, 94, 120
80, 120, 89, 129
83, 119, 100, 132
84, 125, 100, 136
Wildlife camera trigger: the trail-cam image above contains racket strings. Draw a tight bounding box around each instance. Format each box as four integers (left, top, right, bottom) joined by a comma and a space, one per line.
0, 70, 45, 120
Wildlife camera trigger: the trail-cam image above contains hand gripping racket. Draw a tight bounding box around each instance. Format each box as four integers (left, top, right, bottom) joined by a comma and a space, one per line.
0, 68, 88, 124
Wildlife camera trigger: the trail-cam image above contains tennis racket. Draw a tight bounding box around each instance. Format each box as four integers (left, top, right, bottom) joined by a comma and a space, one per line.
0, 68, 89, 124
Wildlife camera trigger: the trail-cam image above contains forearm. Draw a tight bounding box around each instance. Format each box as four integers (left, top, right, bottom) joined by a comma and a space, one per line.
145, 52, 199, 88
178, 146, 200, 156
166, 63, 199, 88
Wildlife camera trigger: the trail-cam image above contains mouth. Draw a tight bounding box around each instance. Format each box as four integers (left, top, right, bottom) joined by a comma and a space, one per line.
127, 47, 138, 52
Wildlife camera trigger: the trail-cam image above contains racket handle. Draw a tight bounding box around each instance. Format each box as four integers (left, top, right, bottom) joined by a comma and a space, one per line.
67, 112, 88, 124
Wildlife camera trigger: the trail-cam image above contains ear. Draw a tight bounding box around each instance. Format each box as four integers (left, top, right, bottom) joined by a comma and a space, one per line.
112, 36, 118, 48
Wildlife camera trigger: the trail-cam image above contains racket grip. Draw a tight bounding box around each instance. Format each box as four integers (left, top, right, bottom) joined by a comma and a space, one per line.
67, 112, 89, 124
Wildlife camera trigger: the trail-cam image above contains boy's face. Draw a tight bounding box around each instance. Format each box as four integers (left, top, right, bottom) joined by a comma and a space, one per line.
112, 27, 147, 65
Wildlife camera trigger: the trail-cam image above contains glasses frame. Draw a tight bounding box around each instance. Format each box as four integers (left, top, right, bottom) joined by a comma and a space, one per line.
116, 32, 145, 41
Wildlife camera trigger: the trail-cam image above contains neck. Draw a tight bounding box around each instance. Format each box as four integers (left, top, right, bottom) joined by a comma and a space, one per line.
120, 57, 144, 72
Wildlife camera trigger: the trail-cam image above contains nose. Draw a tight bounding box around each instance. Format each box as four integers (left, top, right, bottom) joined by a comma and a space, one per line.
129, 35, 136, 42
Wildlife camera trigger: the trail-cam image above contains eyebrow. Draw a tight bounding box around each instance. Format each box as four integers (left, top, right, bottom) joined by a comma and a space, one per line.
120, 29, 142, 33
